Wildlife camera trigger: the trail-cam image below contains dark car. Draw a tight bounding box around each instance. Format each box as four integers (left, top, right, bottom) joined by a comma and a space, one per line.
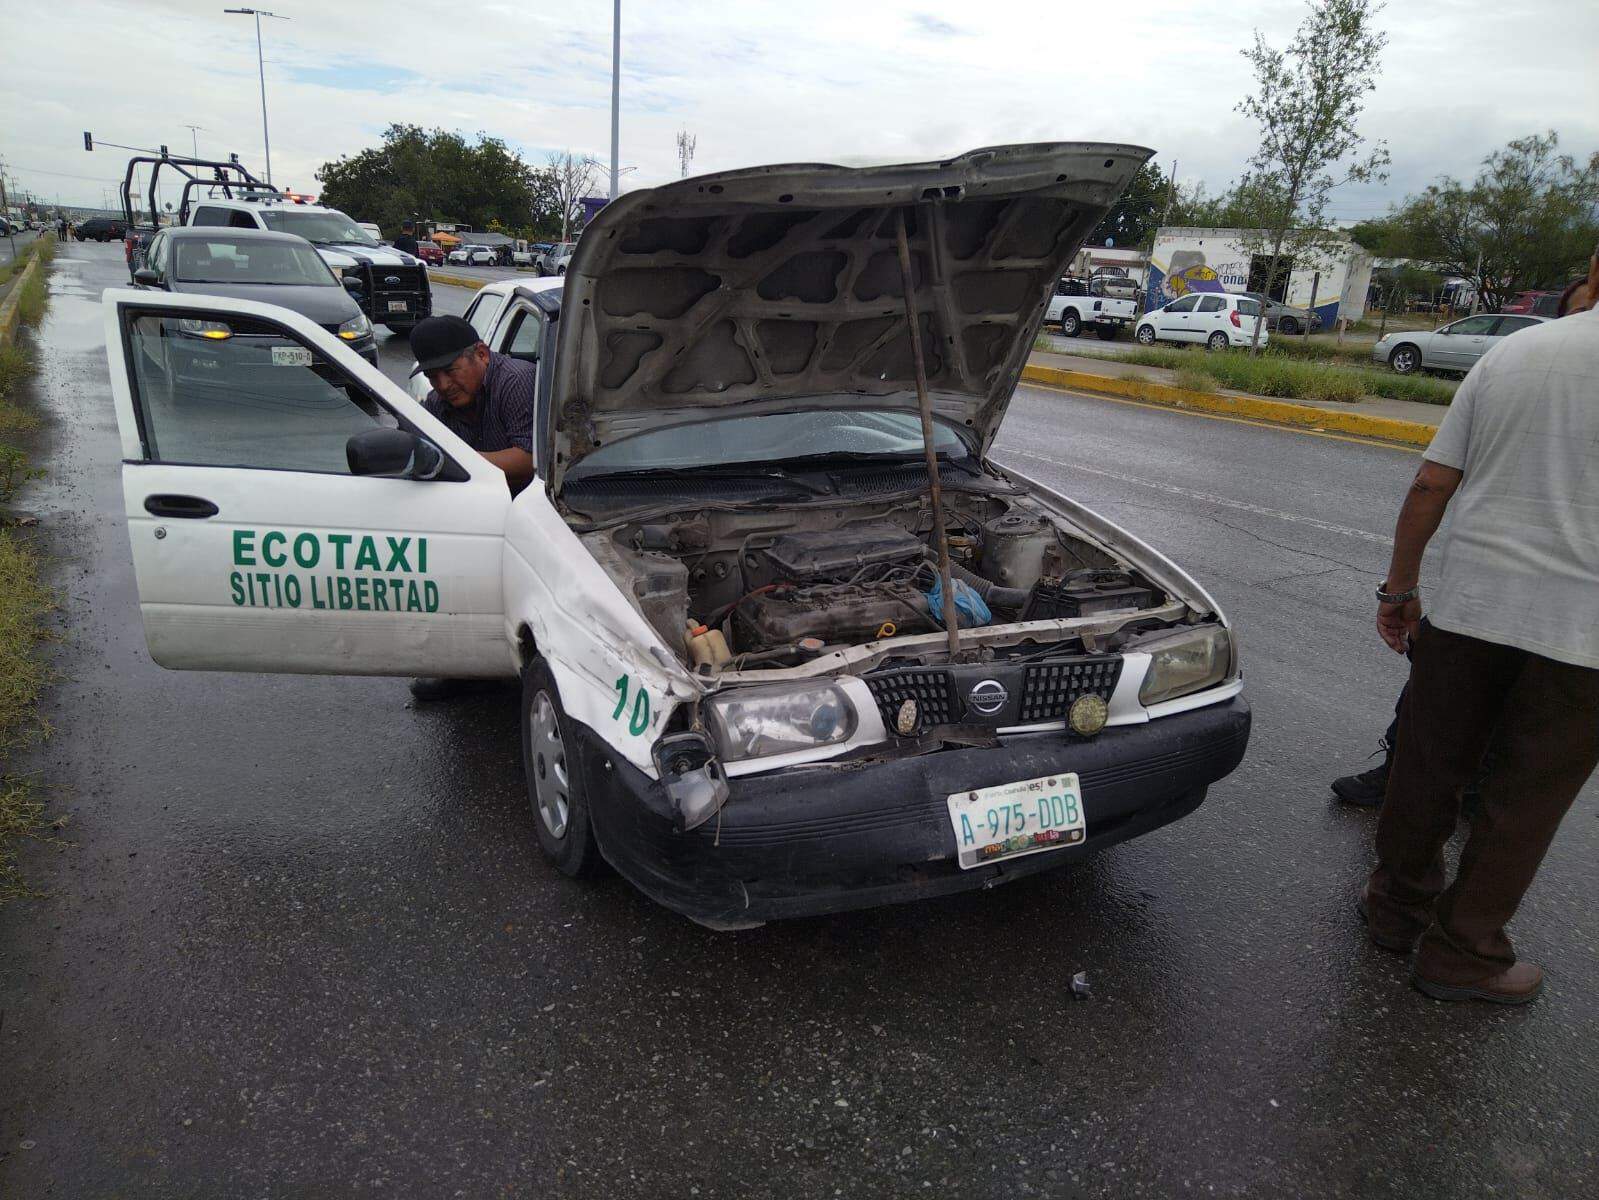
76, 217, 128, 242
131, 227, 378, 370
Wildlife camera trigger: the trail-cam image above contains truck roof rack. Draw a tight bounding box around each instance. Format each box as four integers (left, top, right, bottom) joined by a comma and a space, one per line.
119, 152, 278, 230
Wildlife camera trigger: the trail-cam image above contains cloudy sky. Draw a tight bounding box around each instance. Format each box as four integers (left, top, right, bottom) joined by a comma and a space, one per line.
4, 0, 1596, 218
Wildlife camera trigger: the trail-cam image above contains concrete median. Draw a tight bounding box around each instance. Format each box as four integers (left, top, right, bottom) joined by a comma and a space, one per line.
1021, 361, 1439, 448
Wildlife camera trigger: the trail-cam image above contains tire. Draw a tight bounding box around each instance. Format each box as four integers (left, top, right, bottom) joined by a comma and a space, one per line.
1389, 344, 1420, 374
1278, 316, 1299, 335
1207, 331, 1230, 352
1060, 309, 1081, 337
1096, 323, 1120, 341
522, 658, 603, 878
1136, 323, 1157, 346
557, 266, 566, 277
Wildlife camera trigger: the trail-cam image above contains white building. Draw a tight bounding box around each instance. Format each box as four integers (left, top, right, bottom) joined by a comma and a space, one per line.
1146, 227, 1374, 325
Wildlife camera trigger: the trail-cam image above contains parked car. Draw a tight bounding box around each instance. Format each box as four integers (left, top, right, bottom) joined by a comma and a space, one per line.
414, 240, 445, 266
356, 222, 384, 243
0, 218, 12, 237
538, 241, 576, 275
99, 143, 1250, 929
77, 217, 128, 242
447, 244, 496, 266
512, 242, 551, 267
130, 227, 376, 367
1239, 291, 1322, 335
1135, 293, 1268, 350
1501, 290, 1560, 318
1047, 277, 1138, 340
1372, 313, 1548, 374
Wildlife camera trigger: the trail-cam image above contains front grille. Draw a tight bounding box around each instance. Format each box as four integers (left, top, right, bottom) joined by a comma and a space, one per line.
1018, 657, 1122, 722
370, 265, 424, 293
866, 669, 961, 731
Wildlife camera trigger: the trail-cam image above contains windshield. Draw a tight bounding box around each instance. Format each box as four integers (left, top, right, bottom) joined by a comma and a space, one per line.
257, 208, 376, 246
569, 409, 972, 478
174, 239, 336, 285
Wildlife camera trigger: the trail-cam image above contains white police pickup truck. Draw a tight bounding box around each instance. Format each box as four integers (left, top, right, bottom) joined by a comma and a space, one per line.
104, 143, 1249, 928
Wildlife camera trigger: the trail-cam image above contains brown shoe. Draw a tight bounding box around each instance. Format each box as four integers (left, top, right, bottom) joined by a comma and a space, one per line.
1412, 961, 1544, 1005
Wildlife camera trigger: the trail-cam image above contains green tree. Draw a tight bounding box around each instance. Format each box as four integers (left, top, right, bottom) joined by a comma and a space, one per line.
1233, 0, 1391, 352
1384, 132, 1599, 311
1089, 161, 1169, 248
315, 125, 559, 236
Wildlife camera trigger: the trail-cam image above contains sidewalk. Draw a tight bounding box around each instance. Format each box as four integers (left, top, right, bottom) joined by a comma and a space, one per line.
1023, 349, 1442, 446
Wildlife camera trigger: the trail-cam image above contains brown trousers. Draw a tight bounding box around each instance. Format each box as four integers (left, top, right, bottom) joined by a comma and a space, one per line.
1366, 621, 1599, 984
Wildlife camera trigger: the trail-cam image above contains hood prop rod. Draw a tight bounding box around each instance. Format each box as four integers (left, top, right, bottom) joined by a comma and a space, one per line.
894, 206, 962, 659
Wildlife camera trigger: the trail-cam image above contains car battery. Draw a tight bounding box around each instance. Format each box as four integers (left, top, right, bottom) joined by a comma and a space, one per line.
1022, 571, 1156, 620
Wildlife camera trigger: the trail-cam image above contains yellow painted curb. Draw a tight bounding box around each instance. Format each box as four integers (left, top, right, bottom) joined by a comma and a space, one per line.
427, 270, 489, 291
1021, 364, 1438, 448
0, 253, 44, 350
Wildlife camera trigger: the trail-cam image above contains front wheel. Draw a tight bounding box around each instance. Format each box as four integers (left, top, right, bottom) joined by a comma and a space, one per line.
522, 658, 603, 878
1207, 331, 1230, 352
1278, 316, 1300, 335
1136, 324, 1157, 346
557, 266, 566, 277
1060, 310, 1081, 337
1389, 344, 1420, 374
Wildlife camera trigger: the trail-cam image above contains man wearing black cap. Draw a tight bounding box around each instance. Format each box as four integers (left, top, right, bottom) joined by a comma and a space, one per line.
406, 315, 536, 702
392, 220, 420, 256
409, 314, 535, 492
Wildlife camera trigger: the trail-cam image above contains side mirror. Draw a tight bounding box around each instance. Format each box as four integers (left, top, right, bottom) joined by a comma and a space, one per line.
133, 268, 161, 286
346, 428, 445, 480
341, 275, 364, 294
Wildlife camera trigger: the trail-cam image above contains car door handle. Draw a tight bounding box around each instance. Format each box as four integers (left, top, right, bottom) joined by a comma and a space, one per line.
144, 494, 219, 519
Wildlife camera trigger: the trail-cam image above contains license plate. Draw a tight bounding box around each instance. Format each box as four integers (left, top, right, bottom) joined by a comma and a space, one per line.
947, 773, 1086, 869
270, 345, 312, 367
387, 300, 409, 313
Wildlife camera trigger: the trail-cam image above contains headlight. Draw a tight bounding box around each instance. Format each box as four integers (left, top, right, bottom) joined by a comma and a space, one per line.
337, 313, 372, 341
177, 318, 232, 340
1138, 626, 1232, 706
706, 683, 857, 761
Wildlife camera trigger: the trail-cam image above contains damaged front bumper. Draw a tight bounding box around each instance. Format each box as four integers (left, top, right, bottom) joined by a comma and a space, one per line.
577, 696, 1251, 928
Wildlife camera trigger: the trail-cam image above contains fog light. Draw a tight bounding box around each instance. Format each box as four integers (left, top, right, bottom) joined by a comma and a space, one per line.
1069, 694, 1108, 737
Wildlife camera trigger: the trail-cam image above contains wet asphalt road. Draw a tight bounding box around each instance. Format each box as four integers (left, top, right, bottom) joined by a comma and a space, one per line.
3, 242, 1597, 1198
1, 229, 42, 271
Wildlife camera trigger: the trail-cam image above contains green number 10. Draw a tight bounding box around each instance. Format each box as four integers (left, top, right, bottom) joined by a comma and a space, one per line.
612, 674, 651, 736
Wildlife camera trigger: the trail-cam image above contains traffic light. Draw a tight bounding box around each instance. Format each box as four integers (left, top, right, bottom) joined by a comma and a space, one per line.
83, 131, 93, 151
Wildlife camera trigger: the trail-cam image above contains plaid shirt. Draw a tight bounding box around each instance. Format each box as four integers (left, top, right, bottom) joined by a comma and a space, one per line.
422, 351, 534, 455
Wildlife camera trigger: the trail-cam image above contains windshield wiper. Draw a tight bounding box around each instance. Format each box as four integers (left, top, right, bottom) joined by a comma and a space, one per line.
570, 465, 834, 495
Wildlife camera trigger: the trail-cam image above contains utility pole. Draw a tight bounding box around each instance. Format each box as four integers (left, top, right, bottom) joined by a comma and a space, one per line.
676, 131, 696, 179
224, 8, 289, 185
1159, 159, 1177, 229
609, 0, 621, 200
184, 124, 205, 160
0, 165, 15, 257
1469, 247, 1483, 314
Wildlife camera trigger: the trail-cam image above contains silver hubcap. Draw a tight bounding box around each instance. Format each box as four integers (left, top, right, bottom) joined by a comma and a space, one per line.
1210, 334, 1226, 350
529, 690, 570, 839
1138, 327, 1153, 343
1394, 350, 1414, 371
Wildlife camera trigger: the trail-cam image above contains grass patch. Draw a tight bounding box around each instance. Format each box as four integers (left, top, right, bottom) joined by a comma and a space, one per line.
0, 233, 56, 291
1102, 344, 1458, 406
1173, 366, 1216, 393
0, 531, 55, 903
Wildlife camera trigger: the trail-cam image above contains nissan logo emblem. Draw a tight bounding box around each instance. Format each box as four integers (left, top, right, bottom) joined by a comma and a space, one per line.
384, 274, 402, 286
968, 679, 1008, 715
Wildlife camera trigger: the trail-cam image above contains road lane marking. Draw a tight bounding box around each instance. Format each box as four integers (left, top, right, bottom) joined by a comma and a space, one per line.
994, 447, 1393, 547
1016, 381, 1424, 453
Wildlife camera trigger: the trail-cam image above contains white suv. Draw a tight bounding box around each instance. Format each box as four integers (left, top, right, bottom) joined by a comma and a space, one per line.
1136, 292, 1269, 351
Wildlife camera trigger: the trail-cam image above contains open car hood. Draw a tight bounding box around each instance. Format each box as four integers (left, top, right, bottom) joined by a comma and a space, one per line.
547, 142, 1152, 493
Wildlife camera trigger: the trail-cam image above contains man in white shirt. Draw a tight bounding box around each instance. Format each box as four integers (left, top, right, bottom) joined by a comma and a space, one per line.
1362, 247, 1599, 1005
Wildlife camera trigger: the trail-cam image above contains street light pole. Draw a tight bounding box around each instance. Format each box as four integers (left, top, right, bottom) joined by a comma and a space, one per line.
609, 0, 620, 200
224, 8, 288, 185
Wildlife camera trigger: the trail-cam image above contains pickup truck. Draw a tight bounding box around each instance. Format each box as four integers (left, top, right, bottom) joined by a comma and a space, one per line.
1046, 277, 1138, 340
100, 143, 1249, 929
